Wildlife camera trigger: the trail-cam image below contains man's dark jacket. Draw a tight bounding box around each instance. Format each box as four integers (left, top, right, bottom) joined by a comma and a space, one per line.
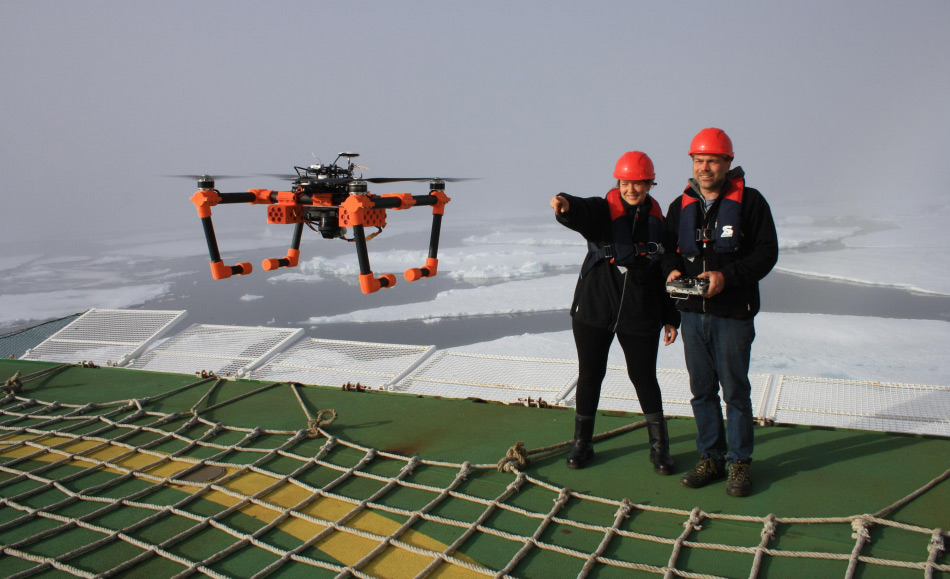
556, 191, 680, 335
662, 167, 779, 318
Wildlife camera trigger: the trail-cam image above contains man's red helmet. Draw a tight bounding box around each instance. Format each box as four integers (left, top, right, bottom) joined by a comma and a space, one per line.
688, 128, 734, 160
613, 151, 655, 181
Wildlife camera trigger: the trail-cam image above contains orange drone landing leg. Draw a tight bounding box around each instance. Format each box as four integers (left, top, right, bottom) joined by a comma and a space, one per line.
262, 223, 304, 272
404, 189, 449, 283
191, 187, 257, 280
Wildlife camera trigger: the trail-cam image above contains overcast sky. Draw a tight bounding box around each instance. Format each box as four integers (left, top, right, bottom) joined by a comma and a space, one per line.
2, 1, 947, 249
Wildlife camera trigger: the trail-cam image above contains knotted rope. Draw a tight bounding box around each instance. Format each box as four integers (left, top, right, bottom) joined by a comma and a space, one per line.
291, 382, 337, 438
497, 418, 648, 472
3, 364, 73, 396
497, 441, 527, 472
3, 371, 23, 394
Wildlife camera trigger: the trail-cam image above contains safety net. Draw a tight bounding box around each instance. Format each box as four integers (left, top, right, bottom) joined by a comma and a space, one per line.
1, 364, 947, 578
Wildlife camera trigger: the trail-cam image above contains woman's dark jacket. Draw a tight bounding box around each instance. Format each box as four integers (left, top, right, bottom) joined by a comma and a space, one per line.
556, 190, 680, 335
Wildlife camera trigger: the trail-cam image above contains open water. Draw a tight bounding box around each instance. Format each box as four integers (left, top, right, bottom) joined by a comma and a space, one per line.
4, 218, 949, 349
132, 247, 950, 348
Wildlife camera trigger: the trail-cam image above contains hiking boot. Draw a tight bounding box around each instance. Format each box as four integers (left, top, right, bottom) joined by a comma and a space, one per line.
566, 414, 595, 469
680, 457, 726, 488
726, 460, 753, 497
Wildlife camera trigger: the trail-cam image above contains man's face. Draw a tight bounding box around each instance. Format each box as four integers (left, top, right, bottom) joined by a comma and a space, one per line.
691, 154, 731, 195
619, 180, 652, 205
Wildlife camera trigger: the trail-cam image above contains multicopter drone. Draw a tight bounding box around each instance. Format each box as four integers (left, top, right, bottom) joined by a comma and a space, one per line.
188, 152, 465, 294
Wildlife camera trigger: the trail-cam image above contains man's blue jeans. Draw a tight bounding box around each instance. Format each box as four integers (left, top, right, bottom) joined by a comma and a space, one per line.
680, 312, 756, 463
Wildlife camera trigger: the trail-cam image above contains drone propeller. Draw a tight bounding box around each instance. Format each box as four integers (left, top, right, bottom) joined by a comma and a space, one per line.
256, 173, 311, 181
165, 174, 248, 184
256, 174, 476, 184
363, 177, 477, 183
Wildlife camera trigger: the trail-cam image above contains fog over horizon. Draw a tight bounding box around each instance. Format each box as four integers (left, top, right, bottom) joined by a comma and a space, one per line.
2, 1, 948, 248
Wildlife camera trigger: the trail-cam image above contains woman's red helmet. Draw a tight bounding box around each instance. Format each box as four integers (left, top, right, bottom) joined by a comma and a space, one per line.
613, 151, 655, 181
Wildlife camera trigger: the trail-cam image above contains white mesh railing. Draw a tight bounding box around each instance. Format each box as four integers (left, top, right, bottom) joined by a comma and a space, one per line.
15, 309, 950, 437
250, 338, 436, 389
391, 351, 579, 405
765, 375, 950, 436
20, 308, 187, 366
127, 324, 303, 377
583, 367, 774, 418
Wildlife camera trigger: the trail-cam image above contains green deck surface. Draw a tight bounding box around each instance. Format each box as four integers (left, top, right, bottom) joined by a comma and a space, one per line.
1, 360, 947, 578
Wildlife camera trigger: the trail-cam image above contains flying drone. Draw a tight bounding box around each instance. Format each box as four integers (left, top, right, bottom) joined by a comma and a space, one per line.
187, 152, 466, 294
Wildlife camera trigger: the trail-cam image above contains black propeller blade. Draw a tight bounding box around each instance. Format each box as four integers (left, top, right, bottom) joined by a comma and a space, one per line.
255, 174, 477, 184
256, 173, 302, 181
165, 174, 247, 181
363, 177, 478, 183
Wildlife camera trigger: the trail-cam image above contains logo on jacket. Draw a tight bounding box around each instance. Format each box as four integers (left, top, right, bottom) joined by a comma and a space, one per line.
721, 225, 734, 238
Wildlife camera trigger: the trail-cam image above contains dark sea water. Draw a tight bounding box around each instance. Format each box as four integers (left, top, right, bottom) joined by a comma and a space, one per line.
4, 217, 950, 349
761, 272, 950, 322
132, 251, 950, 349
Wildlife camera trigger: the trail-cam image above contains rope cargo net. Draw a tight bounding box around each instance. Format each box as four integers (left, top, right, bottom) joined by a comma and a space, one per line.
0, 366, 947, 578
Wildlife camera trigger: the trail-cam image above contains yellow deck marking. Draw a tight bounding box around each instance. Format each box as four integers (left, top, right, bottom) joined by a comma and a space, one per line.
1, 435, 483, 578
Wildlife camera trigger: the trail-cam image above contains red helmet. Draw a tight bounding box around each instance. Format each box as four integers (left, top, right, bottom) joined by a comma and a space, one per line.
688, 128, 733, 159
613, 151, 655, 181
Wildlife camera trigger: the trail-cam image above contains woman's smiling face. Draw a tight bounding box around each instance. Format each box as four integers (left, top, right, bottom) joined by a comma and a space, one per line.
619, 180, 652, 205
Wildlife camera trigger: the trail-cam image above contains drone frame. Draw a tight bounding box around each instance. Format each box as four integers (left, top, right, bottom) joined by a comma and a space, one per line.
190, 176, 450, 294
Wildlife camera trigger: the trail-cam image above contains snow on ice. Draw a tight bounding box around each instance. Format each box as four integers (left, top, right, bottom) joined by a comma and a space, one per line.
2, 209, 948, 385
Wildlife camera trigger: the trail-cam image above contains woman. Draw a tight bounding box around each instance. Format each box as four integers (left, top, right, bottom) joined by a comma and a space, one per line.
550, 151, 679, 474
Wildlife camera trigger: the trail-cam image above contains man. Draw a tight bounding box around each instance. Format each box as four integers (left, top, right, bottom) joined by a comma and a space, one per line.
663, 128, 778, 497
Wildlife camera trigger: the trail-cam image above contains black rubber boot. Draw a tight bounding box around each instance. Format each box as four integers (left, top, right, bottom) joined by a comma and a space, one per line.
566, 414, 595, 469
645, 412, 674, 475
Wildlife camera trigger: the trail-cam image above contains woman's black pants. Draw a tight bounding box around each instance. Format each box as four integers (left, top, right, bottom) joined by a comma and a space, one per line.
572, 318, 664, 416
